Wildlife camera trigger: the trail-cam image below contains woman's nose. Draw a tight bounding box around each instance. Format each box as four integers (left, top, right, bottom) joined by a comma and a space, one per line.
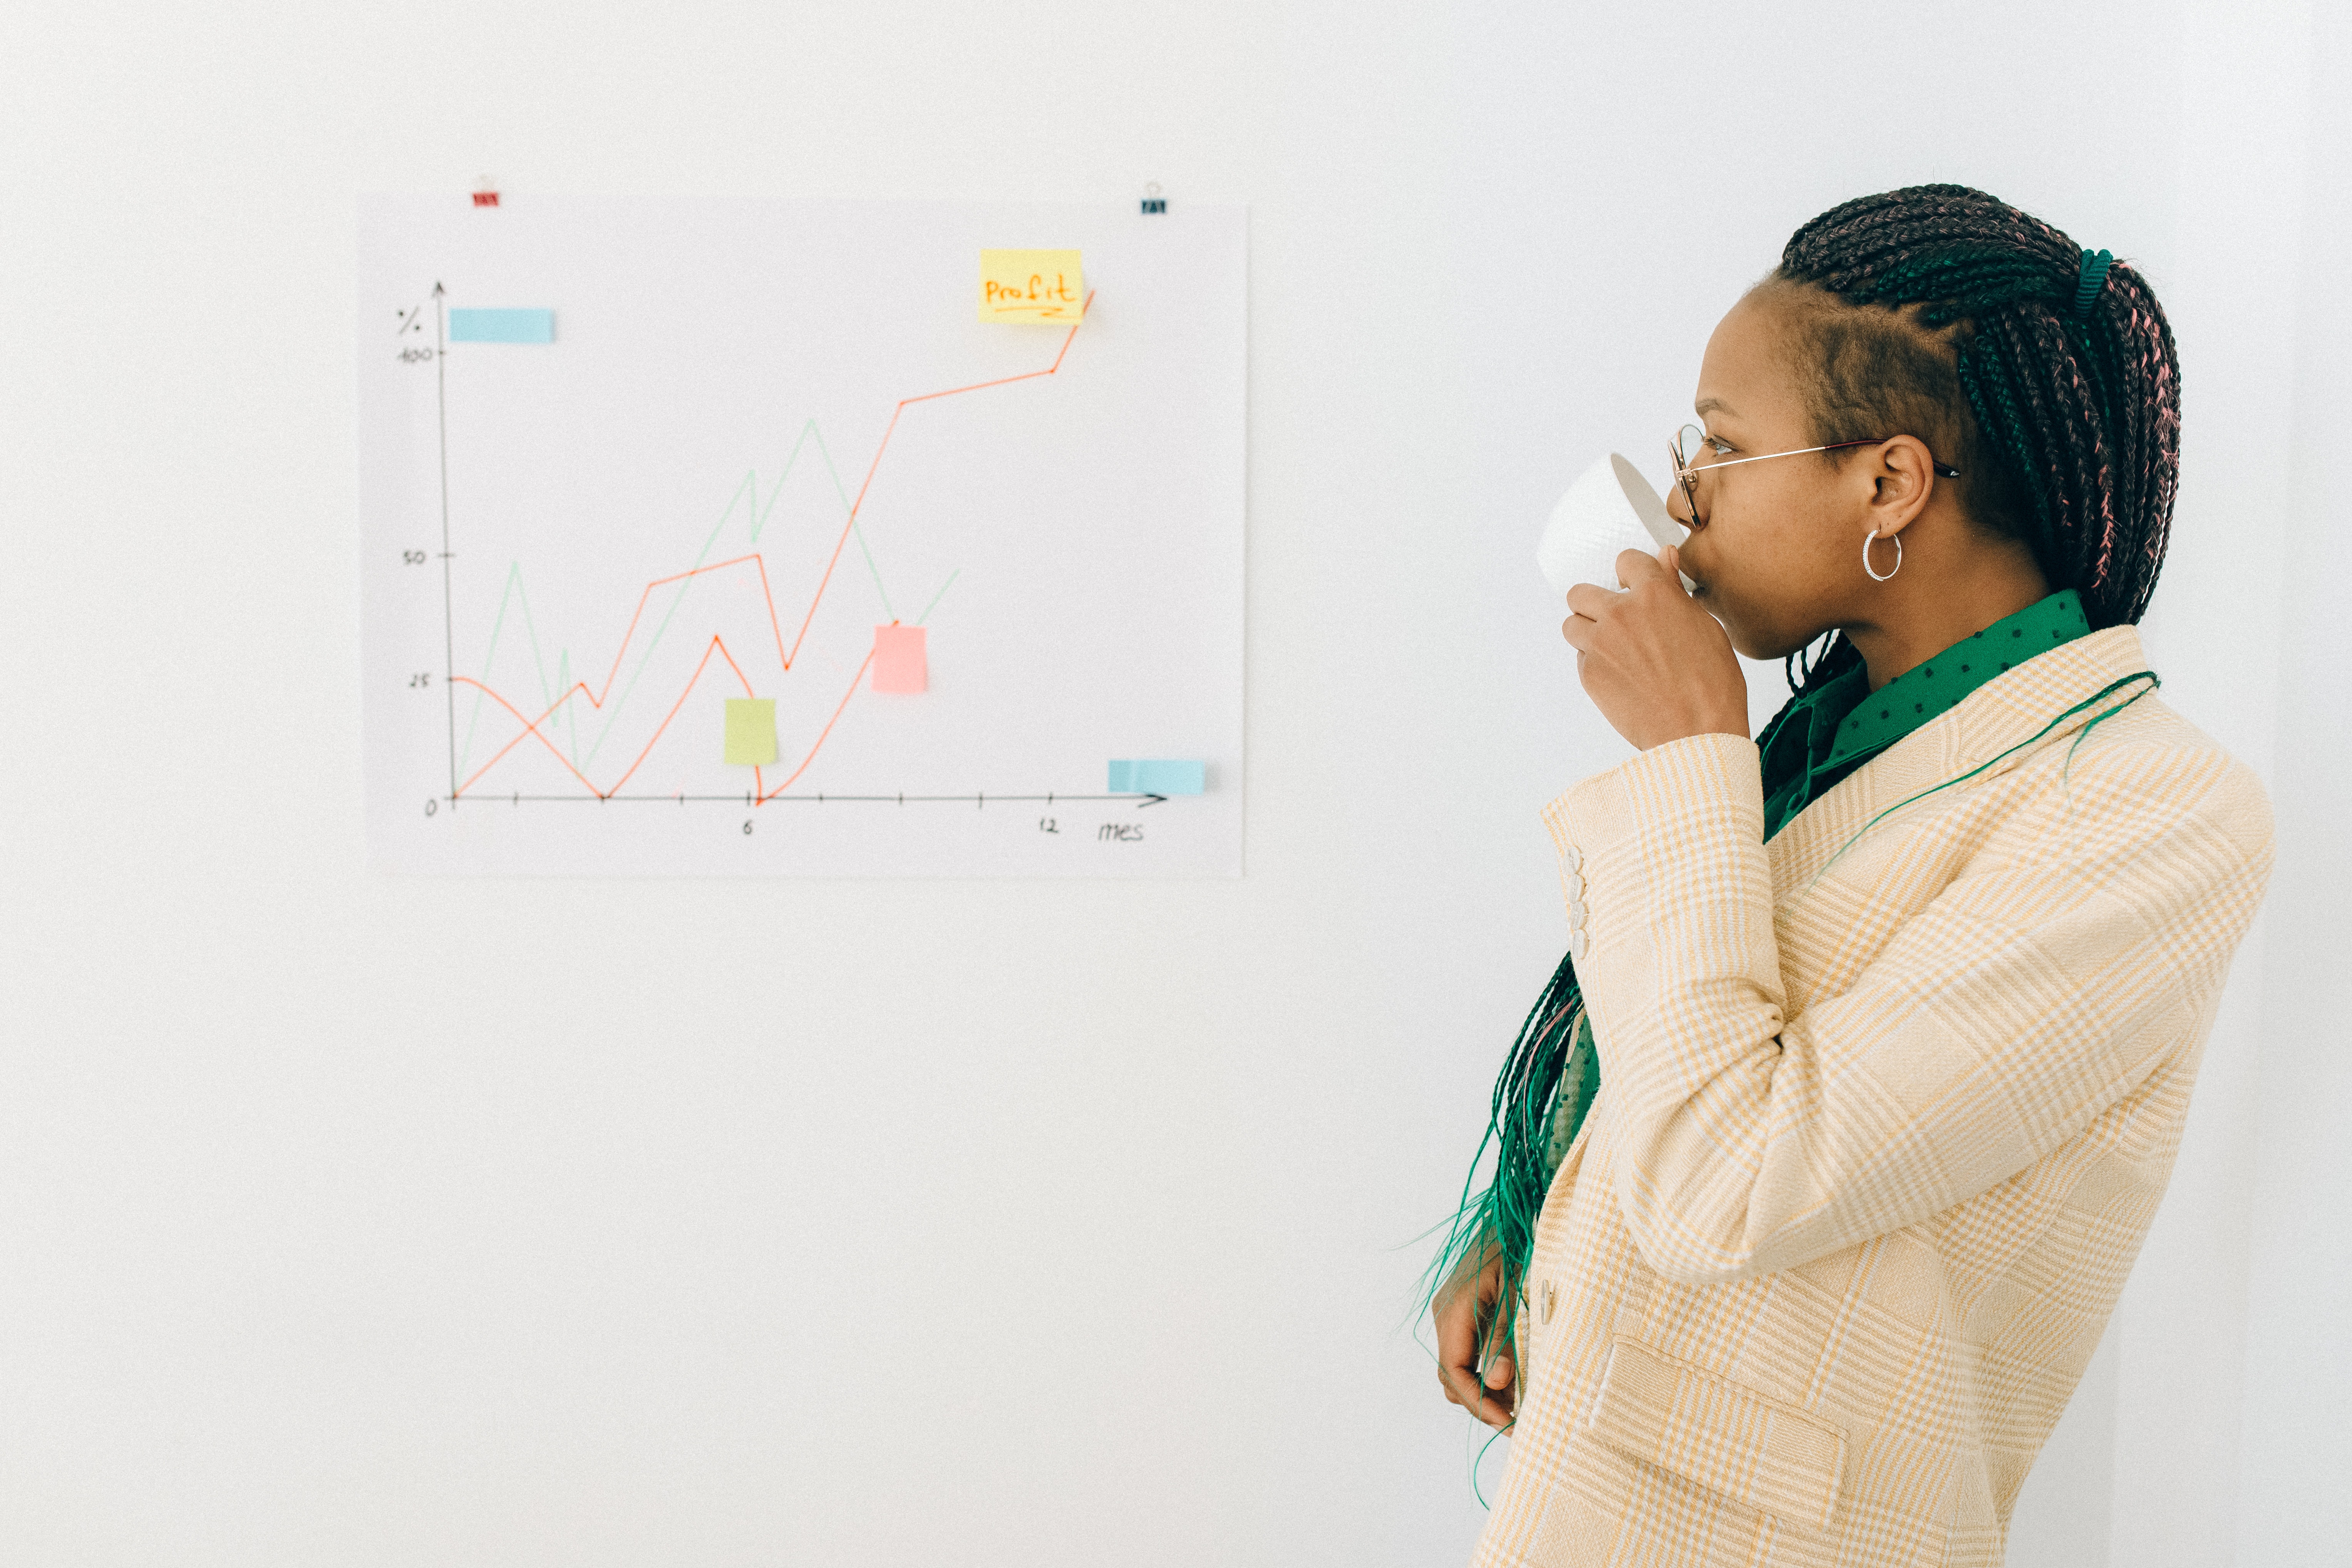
1668, 474, 1702, 530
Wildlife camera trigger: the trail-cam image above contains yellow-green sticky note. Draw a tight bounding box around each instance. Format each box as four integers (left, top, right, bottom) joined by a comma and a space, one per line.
724, 698, 776, 766
978, 249, 1084, 323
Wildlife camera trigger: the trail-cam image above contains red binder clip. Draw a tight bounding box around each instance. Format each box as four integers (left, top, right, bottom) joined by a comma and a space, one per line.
472, 176, 500, 209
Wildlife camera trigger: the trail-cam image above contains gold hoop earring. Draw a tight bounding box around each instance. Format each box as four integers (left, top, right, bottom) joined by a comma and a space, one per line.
1863, 528, 1902, 583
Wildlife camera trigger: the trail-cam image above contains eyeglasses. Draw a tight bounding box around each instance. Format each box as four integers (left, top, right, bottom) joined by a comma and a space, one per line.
1671, 424, 1961, 524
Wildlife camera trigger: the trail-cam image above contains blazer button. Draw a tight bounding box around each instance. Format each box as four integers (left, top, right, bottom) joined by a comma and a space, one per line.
1563, 868, 1585, 900
1567, 897, 1588, 926
1562, 844, 1583, 872
1567, 929, 1589, 962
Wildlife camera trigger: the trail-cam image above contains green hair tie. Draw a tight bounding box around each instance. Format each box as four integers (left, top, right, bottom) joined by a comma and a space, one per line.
2072, 248, 2115, 320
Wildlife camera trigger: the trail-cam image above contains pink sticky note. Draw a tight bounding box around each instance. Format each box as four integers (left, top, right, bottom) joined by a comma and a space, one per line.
871, 625, 927, 693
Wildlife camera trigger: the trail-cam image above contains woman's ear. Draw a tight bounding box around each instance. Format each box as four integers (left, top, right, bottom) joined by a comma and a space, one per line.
1865, 435, 1938, 539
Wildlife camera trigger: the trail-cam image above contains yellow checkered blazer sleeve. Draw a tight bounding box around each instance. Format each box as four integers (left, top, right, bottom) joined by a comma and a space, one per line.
1543, 710, 2272, 1287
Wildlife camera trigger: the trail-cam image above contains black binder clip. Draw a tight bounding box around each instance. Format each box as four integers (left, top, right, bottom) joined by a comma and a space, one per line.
1140, 181, 1166, 215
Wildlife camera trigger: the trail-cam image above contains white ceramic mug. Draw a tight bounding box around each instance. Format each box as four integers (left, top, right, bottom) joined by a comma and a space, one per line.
1538, 454, 1694, 594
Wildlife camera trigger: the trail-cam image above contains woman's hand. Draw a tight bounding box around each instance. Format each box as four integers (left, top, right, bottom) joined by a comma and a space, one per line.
1434, 1245, 1516, 1430
1562, 547, 1750, 750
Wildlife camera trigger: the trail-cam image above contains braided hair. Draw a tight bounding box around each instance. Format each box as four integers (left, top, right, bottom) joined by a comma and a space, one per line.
1766, 184, 2180, 630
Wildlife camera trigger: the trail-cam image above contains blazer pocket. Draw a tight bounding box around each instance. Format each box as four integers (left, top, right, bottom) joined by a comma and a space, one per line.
1586, 1336, 1847, 1531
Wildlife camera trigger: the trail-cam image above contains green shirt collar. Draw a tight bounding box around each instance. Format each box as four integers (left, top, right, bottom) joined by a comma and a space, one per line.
1821, 590, 2092, 771
1759, 590, 2092, 838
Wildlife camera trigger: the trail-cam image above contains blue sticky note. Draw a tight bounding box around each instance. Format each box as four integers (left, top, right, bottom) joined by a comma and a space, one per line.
449, 308, 554, 343
1107, 759, 1205, 795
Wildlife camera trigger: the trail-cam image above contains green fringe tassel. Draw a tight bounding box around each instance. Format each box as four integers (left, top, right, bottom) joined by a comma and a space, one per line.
1417, 950, 1588, 1379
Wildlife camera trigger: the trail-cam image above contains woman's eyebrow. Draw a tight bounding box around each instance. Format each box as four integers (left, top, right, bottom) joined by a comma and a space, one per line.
1694, 396, 1736, 417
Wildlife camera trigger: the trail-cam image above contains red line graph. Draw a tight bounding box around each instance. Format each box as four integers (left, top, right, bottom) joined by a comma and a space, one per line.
449, 300, 1090, 803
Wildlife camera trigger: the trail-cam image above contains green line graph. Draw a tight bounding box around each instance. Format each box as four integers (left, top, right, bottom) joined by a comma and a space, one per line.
452, 417, 958, 780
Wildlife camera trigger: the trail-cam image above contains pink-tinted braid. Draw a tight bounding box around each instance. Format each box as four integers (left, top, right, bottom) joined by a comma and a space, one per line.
1774, 184, 2180, 629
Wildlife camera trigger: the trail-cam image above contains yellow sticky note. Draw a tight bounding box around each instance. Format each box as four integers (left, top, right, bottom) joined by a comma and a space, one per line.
978, 249, 1084, 323
723, 698, 776, 766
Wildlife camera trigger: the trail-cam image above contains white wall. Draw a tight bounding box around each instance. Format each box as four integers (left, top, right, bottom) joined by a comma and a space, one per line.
0, 3, 2331, 1564
2234, 1, 2352, 1560
2105, 6, 2313, 1563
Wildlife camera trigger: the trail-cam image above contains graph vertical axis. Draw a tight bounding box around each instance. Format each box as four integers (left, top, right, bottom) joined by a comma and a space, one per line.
434, 282, 457, 806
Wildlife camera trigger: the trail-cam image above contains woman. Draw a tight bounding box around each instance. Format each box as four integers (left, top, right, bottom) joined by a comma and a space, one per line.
1429, 186, 2273, 1566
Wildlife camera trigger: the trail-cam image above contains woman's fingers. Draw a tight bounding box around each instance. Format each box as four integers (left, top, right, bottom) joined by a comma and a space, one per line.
1561, 580, 1617, 652
1434, 1287, 1487, 1406
1561, 546, 1747, 749
1433, 1256, 1517, 1430
1439, 1358, 1514, 1429
1615, 546, 1676, 590
1563, 580, 1623, 620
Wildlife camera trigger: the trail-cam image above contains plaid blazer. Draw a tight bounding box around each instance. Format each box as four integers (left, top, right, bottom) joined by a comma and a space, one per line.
1473, 626, 2272, 1568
